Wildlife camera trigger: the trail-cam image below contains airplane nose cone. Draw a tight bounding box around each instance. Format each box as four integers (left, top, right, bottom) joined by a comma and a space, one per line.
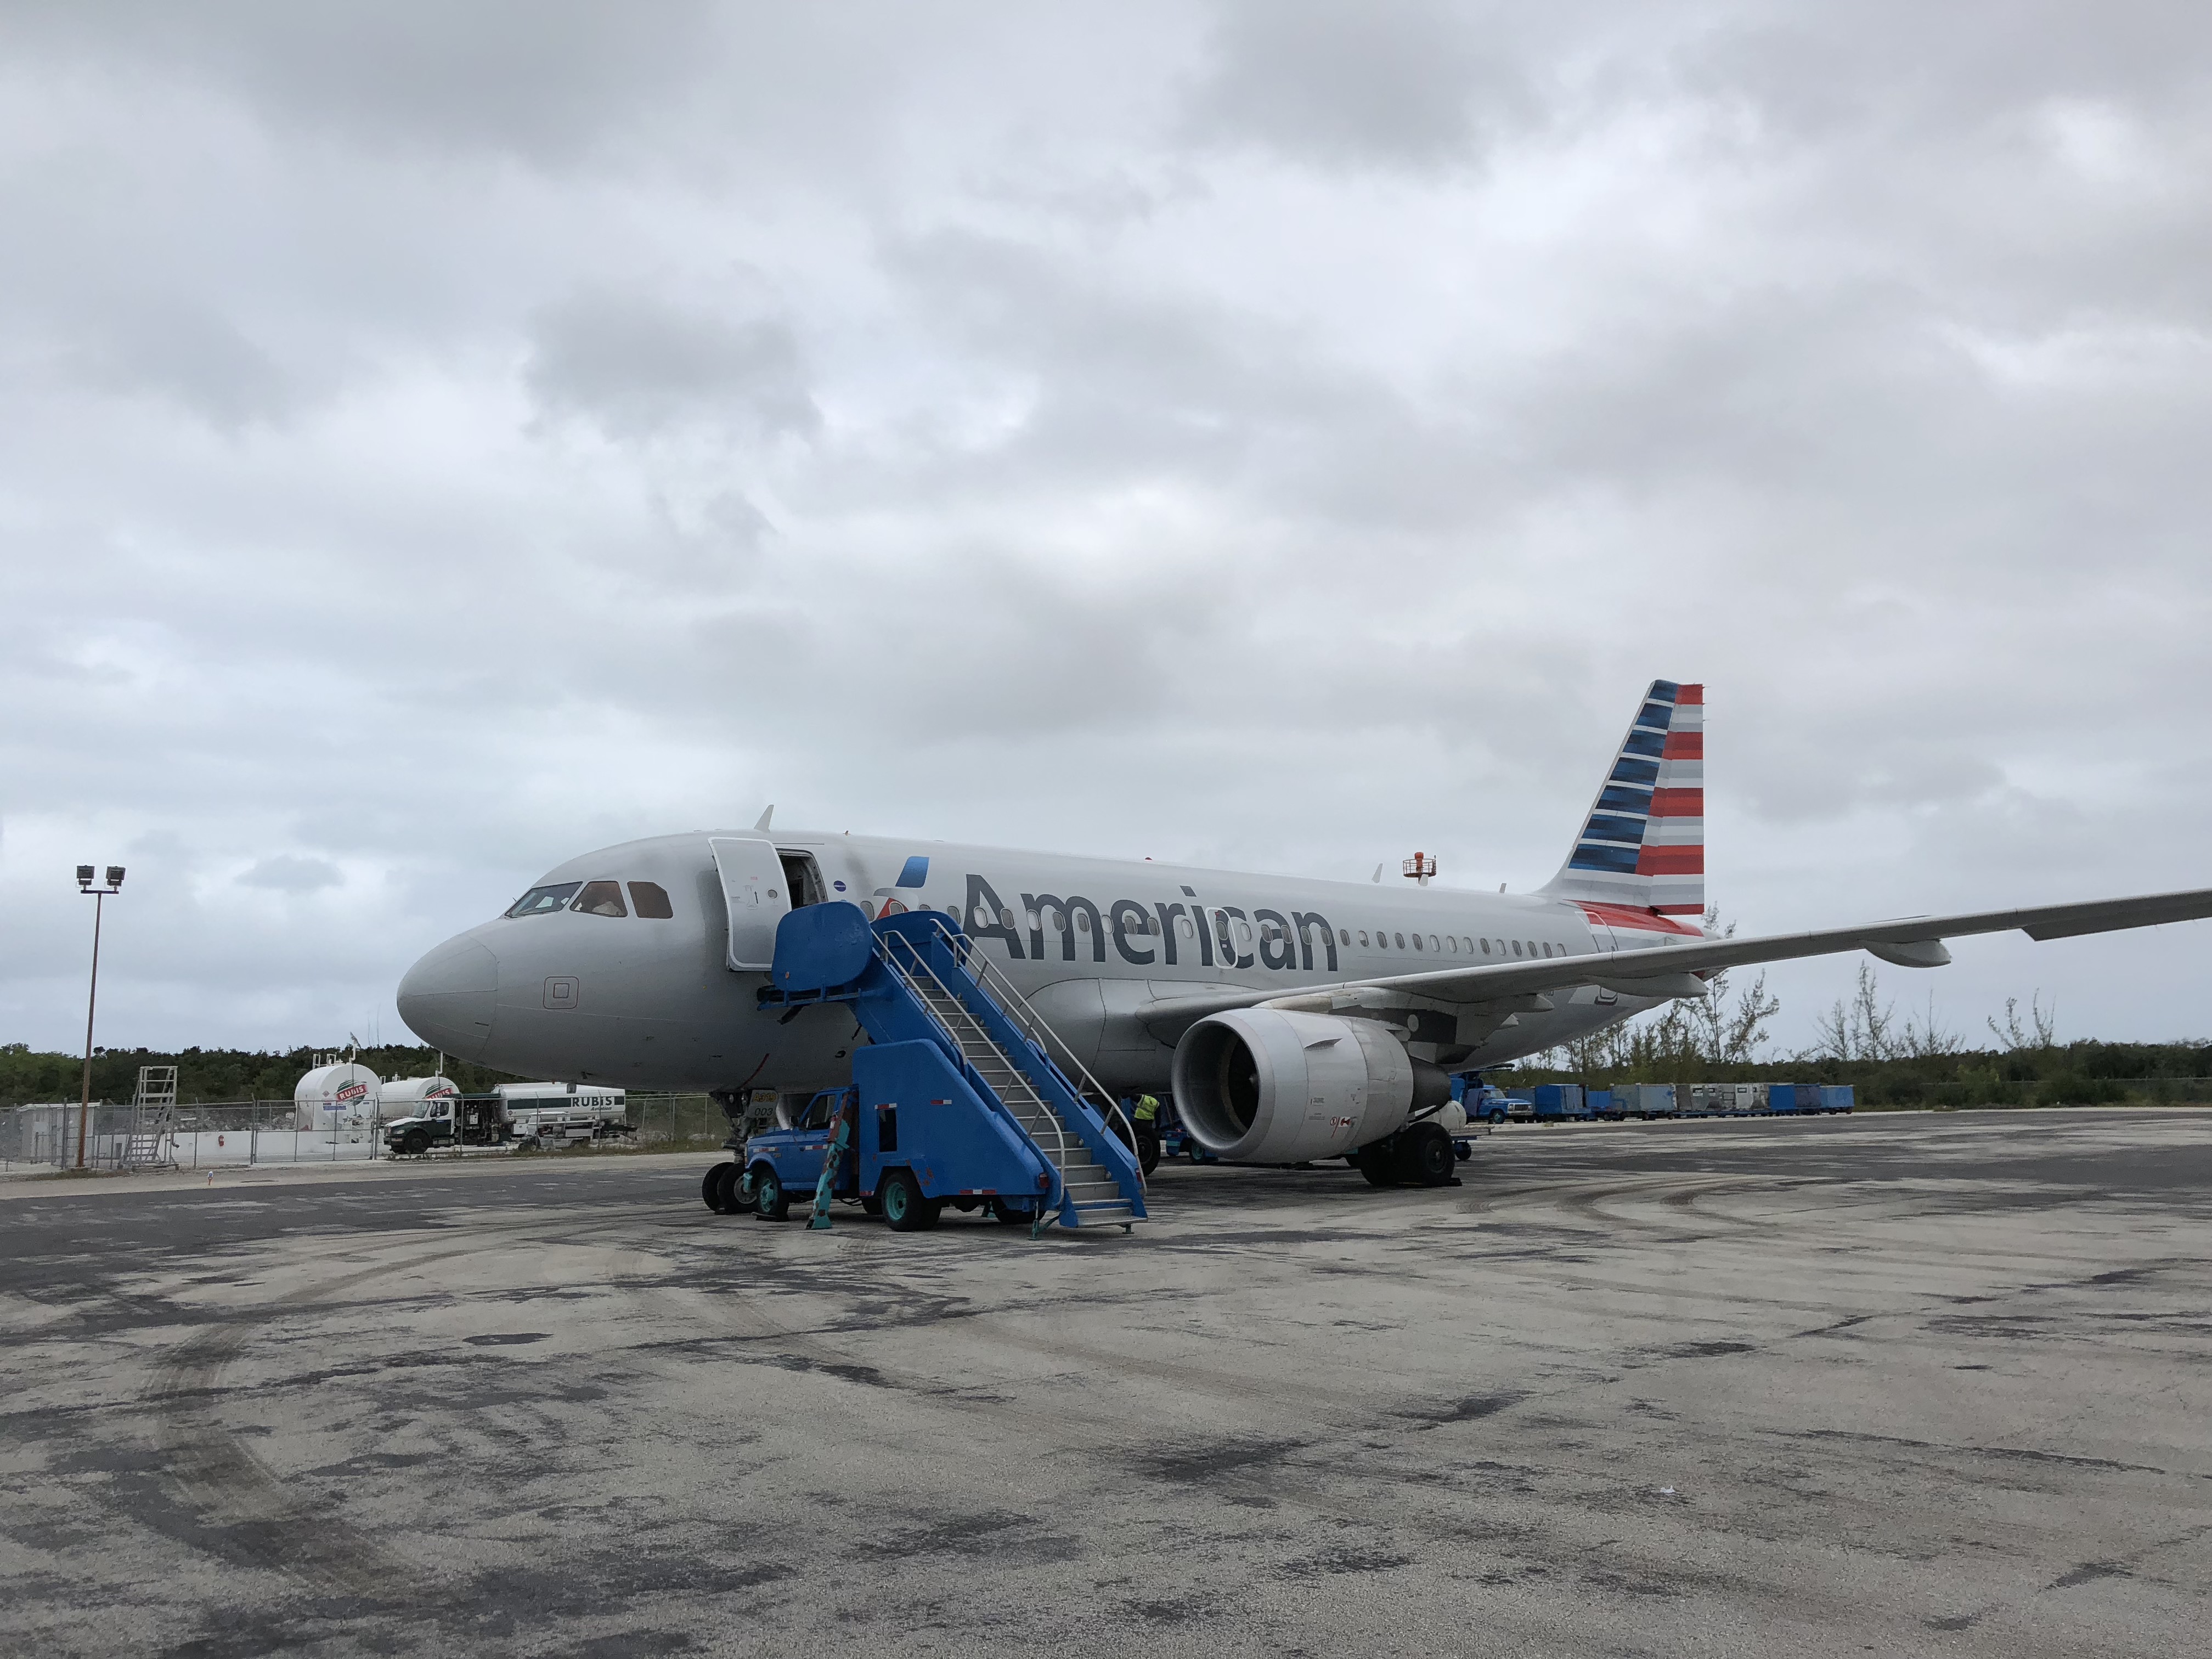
397, 933, 499, 1062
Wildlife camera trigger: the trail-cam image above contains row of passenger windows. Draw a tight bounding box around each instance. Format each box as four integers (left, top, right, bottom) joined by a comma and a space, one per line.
507, 879, 675, 920
1338, 928, 1566, 960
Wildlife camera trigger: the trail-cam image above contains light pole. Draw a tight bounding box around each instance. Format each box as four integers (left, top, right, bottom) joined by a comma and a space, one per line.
76, 865, 125, 1170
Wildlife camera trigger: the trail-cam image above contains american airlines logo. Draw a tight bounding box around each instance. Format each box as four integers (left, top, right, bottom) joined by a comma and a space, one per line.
955, 874, 1339, 974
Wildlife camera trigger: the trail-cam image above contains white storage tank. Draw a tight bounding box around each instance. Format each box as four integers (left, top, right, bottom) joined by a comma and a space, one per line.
376, 1075, 460, 1120
294, 1062, 381, 1131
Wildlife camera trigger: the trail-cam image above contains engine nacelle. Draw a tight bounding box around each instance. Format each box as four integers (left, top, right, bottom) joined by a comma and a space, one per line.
1171, 1009, 1450, 1164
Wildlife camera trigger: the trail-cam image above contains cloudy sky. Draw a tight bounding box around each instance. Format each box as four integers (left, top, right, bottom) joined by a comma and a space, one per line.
4, 1, 2207, 1061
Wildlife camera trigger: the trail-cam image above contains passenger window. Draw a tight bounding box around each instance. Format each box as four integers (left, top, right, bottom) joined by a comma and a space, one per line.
506, 882, 582, 917
628, 881, 674, 919
1358, 931, 1369, 947
1393, 933, 1406, 950
1413, 934, 1423, 951
1447, 936, 1458, 953
572, 880, 627, 917
1480, 939, 1491, 955
1338, 928, 1349, 946
1511, 940, 1523, 957
1429, 934, 1440, 952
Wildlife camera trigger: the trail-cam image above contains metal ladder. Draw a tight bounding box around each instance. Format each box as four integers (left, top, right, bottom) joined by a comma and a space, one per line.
876, 934, 1141, 1232
120, 1065, 178, 1171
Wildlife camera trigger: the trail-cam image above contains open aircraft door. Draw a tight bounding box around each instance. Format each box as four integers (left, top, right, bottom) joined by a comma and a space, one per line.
709, 836, 791, 972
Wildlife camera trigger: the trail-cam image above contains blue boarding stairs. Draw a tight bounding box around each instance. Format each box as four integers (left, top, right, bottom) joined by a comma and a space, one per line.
754, 904, 1148, 1235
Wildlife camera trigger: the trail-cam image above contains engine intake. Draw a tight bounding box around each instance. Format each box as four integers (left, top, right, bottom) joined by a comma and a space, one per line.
1171, 1009, 1448, 1164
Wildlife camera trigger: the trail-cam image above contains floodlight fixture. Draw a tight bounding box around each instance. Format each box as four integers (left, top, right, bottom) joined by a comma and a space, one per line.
77, 865, 93, 889
106, 866, 126, 889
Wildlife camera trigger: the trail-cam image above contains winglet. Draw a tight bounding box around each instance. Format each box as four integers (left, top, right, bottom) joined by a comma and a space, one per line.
754, 805, 775, 832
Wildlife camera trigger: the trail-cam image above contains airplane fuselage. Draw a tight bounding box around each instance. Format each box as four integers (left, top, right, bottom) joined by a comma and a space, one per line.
398, 830, 1695, 1097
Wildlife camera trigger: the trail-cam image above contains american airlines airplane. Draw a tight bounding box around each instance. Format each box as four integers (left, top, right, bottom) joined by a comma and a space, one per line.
397, 681, 2212, 1173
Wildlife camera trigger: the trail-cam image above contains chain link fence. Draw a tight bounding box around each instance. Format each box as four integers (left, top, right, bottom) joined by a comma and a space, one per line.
3, 1092, 740, 1171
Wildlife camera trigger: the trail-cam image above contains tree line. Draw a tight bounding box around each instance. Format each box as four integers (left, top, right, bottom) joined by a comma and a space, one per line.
1518, 923, 2211, 1108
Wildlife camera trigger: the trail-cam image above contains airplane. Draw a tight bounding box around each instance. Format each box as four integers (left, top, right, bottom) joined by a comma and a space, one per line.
397, 680, 2212, 1181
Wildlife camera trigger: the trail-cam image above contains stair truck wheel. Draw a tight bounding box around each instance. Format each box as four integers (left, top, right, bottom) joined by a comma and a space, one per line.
702, 1164, 729, 1213
1355, 1142, 1398, 1187
988, 1197, 1030, 1226
881, 1168, 940, 1232
751, 1162, 788, 1221
1396, 1122, 1457, 1187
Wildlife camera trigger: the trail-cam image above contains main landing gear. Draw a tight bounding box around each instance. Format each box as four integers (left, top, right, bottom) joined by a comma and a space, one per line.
1352, 1121, 1459, 1189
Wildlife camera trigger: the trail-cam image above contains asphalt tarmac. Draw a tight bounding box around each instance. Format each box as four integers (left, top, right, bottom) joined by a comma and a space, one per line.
2, 1109, 2207, 1657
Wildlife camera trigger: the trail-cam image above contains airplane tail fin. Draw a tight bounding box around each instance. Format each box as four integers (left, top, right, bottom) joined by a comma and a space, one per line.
1538, 680, 1705, 916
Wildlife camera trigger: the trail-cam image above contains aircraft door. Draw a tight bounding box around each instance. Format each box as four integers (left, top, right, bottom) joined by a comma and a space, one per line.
709, 836, 792, 972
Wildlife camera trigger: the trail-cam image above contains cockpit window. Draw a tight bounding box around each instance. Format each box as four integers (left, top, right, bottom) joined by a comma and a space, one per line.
572, 880, 627, 917
507, 882, 582, 917
628, 881, 674, 919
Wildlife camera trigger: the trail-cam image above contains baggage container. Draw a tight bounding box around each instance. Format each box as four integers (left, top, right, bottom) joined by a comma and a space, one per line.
1766, 1082, 1808, 1114
1532, 1084, 1587, 1121
1588, 1088, 1622, 1120
1623, 1082, 1677, 1118
1687, 1082, 1730, 1117
1819, 1084, 1856, 1114
1731, 1082, 1768, 1115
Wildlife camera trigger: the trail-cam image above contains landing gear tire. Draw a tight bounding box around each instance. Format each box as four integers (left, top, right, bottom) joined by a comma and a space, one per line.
1355, 1145, 1398, 1188
702, 1163, 733, 1213
751, 1163, 788, 1221
882, 1169, 940, 1232
1396, 1122, 1457, 1187
1136, 1129, 1160, 1177
713, 1161, 746, 1213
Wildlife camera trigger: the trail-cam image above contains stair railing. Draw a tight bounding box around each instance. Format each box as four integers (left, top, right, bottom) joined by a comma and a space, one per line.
899, 913, 1146, 1195
873, 929, 1075, 1189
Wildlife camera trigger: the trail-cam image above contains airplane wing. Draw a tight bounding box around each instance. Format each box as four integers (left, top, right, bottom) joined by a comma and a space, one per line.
1134, 884, 2212, 1043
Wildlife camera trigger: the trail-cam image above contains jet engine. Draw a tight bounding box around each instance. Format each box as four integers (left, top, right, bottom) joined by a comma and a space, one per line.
1171, 1008, 1451, 1164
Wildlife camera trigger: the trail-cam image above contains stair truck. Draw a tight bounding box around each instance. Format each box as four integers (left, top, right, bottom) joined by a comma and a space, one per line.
700, 904, 1148, 1237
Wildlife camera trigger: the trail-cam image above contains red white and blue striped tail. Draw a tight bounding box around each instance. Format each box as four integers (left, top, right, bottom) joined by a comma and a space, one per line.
1538, 680, 1705, 916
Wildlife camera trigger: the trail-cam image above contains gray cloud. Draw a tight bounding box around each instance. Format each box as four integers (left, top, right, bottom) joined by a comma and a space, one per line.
239, 855, 344, 894
3, 1, 2209, 1058
526, 286, 820, 441
1181, 0, 1545, 167
0, 0, 728, 164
